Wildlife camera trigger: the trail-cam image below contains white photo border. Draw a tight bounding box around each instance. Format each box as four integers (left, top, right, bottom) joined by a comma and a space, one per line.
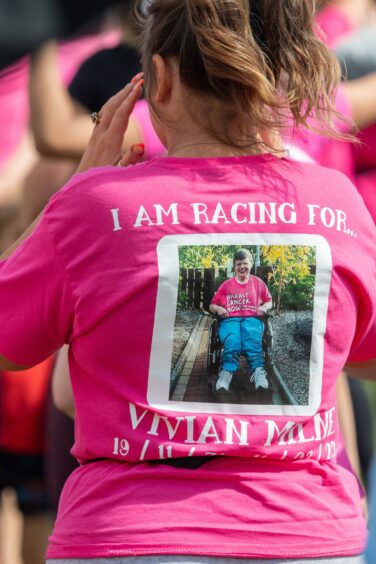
148, 233, 332, 416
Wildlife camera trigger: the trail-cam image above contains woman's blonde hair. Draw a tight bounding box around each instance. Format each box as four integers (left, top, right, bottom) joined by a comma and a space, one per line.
134, 0, 342, 147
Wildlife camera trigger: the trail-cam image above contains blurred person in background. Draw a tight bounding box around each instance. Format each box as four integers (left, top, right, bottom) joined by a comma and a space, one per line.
0, 12, 120, 564
316, 0, 376, 489
0, 359, 55, 564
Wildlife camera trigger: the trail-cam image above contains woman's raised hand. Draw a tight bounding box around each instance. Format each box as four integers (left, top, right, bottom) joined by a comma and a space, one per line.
76, 74, 144, 174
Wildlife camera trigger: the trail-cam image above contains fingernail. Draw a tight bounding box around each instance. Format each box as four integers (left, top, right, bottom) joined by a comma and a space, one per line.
132, 143, 145, 155
131, 72, 144, 84
129, 78, 144, 92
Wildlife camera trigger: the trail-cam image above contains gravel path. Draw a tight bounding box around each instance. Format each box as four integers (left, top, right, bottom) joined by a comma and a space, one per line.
172, 310, 201, 368
271, 310, 313, 405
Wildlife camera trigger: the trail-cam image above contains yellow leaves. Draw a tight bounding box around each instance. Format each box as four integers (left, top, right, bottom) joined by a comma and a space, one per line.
261, 245, 315, 293
201, 256, 212, 268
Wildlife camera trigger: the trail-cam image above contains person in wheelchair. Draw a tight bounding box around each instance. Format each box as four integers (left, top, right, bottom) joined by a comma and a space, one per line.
209, 249, 273, 397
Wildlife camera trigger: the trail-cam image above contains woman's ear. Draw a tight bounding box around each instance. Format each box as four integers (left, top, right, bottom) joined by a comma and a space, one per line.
152, 54, 172, 104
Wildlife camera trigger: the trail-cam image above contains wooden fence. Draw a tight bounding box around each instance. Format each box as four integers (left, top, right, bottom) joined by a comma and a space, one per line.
179, 266, 272, 310
179, 268, 216, 310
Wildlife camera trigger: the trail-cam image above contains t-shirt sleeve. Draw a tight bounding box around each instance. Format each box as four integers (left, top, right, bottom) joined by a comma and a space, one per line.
259, 279, 272, 303
0, 218, 75, 366
347, 221, 376, 362
210, 282, 226, 308
347, 284, 376, 363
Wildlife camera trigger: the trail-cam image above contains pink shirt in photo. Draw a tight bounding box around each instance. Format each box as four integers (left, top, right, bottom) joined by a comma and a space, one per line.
211, 275, 272, 317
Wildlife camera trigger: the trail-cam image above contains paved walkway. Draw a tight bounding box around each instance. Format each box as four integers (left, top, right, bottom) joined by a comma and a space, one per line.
171, 315, 288, 405
171, 316, 209, 401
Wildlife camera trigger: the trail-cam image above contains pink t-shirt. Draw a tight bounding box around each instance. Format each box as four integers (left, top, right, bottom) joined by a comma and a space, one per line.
0, 155, 375, 559
288, 85, 355, 180
211, 276, 272, 317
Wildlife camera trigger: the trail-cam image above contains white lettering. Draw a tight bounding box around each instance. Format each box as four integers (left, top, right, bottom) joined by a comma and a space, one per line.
158, 444, 173, 459
278, 203, 297, 224
134, 205, 155, 227
139, 439, 150, 461
224, 418, 249, 445
154, 203, 180, 225
264, 419, 296, 446
313, 408, 335, 440
110, 208, 122, 231
335, 209, 347, 232
259, 202, 277, 224
113, 437, 129, 456
212, 202, 231, 224
297, 423, 315, 443
321, 207, 336, 228
161, 416, 185, 439
190, 203, 209, 224
264, 420, 297, 446
197, 417, 222, 444
184, 416, 196, 444
231, 203, 247, 224
147, 413, 162, 436
129, 403, 150, 430
307, 204, 320, 225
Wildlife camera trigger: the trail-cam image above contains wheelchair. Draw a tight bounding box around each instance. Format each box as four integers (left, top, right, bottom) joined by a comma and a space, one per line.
206, 312, 274, 403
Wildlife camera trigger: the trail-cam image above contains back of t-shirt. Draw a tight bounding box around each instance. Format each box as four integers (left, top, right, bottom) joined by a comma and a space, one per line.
1, 154, 375, 559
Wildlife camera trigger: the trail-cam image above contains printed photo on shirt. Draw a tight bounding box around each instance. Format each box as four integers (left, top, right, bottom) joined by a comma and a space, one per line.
148, 234, 331, 416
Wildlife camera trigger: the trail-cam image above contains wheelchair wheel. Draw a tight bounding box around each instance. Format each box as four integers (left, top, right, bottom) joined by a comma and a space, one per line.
262, 317, 273, 361
206, 318, 221, 374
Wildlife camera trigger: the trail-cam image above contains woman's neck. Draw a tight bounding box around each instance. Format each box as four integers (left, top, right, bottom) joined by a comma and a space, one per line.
166, 129, 285, 159
168, 142, 267, 158
234, 275, 250, 284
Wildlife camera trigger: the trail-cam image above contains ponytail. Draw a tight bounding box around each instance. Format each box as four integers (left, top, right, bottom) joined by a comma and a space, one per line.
249, 0, 342, 130
135, 0, 344, 145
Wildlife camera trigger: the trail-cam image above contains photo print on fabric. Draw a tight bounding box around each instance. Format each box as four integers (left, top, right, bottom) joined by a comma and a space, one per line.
148, 233, 331, 416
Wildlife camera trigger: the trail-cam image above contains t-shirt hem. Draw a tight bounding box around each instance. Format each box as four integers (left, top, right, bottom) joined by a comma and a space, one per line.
46, 542, 365, 560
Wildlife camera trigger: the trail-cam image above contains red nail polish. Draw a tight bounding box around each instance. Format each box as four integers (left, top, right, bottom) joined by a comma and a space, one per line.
133, 143, 145, 155
131, 72, 144, 84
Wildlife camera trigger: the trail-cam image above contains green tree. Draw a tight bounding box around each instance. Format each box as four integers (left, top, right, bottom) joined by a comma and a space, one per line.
261, 245, 315, 313
178, 245, 257, 269
179, 245, 228, 269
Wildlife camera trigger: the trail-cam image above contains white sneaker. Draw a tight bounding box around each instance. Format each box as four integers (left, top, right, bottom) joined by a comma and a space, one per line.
250, 367, 269, 390
216, 370, 233, 391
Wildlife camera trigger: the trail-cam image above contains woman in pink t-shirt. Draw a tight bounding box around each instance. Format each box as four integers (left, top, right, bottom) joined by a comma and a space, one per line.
0, 1, 375, 563
210, 248, 272, 395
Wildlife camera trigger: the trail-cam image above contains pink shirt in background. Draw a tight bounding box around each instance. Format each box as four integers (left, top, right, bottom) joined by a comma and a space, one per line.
314, 5, 376, 222
0, 155, 375, 559
0, 31, 120, 170
287, 85, 354, 180
315, 4, 356, 48
0, 58, 29, 168
132, 99, 165, 160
